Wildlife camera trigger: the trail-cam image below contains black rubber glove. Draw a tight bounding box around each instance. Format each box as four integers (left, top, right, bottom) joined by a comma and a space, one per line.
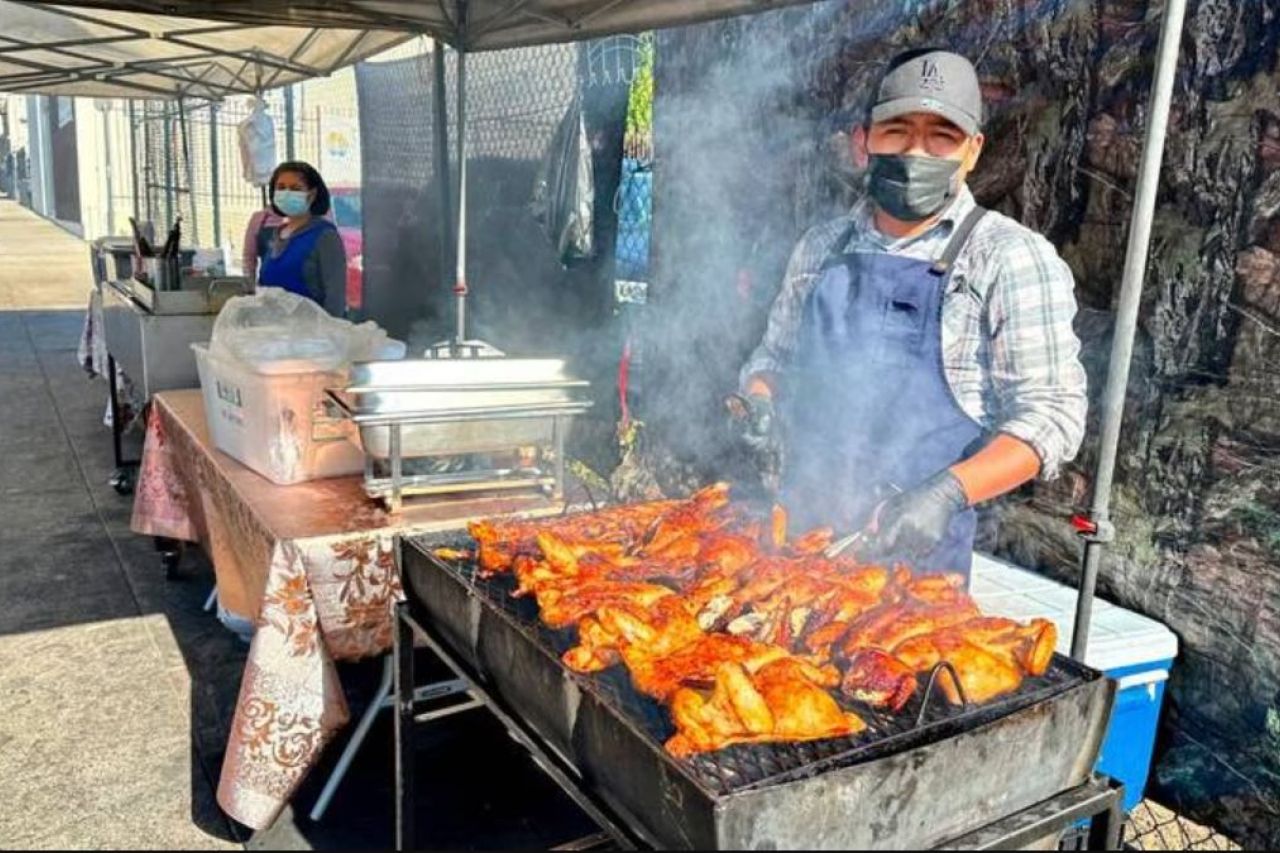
726, 393, 783, 486
861, 470, 970, 561
739, 394, 777, 454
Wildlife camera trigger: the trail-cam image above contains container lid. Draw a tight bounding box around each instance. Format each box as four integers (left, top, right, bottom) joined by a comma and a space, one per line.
970, 553, 1178, 672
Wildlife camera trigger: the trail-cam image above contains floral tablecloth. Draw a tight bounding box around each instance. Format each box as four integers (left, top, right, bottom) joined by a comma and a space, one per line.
131, 389, 564, 831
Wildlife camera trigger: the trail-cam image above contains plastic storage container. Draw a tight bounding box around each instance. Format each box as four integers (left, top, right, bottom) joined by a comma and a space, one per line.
193, 343, 365, 485
971, 554, 1178, 812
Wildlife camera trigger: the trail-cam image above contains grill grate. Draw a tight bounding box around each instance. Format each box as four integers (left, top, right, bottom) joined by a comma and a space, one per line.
413, 532, 1088, 798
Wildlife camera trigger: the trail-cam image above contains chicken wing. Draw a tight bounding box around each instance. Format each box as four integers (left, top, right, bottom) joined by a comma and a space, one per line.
839, 649, 919, 711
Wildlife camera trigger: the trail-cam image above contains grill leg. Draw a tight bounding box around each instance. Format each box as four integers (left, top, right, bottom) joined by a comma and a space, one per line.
1088, 783, 1126, 851
393, 601, 416, 852
311, 655, 395, 822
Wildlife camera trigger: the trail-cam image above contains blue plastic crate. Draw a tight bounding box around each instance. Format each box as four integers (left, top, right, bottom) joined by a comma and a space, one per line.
972, 555, 1178, 813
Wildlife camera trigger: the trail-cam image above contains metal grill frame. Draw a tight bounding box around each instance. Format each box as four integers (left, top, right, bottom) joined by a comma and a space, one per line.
400, 534, 1117, 849
411, 532, 1092, 797
390, 589, 1126, 851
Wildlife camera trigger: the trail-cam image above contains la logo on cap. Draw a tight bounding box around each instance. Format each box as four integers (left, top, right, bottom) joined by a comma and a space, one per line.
920, 59, 945, 92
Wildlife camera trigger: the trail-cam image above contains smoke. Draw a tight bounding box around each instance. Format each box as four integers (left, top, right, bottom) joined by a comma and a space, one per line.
634, 0, 1103, 512
637, 1, 854, 492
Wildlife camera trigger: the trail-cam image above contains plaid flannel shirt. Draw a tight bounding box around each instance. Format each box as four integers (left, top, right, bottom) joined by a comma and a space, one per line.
741, 185, 1087, 480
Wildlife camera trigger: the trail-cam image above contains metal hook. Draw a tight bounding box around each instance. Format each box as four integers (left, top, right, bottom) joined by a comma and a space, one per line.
915, 660, 968, 728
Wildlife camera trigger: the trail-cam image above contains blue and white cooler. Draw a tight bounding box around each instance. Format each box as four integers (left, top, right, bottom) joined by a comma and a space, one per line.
971, 554, 1179, 812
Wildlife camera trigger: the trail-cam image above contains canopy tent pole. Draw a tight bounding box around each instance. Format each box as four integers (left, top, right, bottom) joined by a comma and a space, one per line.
1071, 0, 1188, 661
128, 99, 140, 222
163, 104, 175, 227
432, 40, 454, 310
452, 0, 470, 349
177, 95, 197, 242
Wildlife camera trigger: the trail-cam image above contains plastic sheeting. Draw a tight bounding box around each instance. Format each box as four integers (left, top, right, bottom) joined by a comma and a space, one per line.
531, 95, 594, 265
0, 1, 410, 98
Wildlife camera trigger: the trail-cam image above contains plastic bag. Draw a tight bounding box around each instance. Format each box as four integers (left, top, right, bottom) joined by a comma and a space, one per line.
531, 96, 594, 265
211, 288, 396, 373
237, 98, 277, 186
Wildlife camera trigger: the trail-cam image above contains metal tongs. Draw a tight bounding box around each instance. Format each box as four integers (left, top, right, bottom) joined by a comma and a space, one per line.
823, 529, 867, 560
822, 482, 903, 560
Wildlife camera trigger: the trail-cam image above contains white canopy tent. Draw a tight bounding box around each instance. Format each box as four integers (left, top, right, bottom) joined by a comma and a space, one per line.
0, 0, 411, 99
6, 0, 1193, 694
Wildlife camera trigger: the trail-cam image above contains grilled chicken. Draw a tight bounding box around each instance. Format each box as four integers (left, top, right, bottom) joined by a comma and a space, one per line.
840, 649, 919, 711
892, 634, 1024, 705
470, 498, 679, 576
837, 598, 982, 659
562, 597, 704, 674
665, 659, 865, 757
625, 634, 792, 701
468, 487, 1060, 758
535, 581, 674, 630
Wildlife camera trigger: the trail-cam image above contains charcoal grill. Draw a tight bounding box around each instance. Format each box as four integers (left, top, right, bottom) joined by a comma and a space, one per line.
398, 533, 1118, 849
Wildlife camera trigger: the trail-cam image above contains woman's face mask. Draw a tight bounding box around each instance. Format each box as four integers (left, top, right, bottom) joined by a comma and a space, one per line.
275, 189, 312, 217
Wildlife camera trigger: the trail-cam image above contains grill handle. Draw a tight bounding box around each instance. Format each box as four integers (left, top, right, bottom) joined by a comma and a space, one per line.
915, 661, 968, 728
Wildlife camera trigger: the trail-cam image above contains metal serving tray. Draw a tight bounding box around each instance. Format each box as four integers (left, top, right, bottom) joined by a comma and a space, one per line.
334, 358, 593, 460
131, 275, 249, 316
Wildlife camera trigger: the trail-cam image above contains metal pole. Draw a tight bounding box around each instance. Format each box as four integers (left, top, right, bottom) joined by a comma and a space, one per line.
453, 0, 469, 348
1071, 0, 1188, 661
210, 102, 221, 247
163, 105, 174, 228
432, 41, 454, 299
128, 100, 140, 222
101, 103, 115, 236
285, 84, 296, 161
143, 103, 154, 225
177, 97, 197, 244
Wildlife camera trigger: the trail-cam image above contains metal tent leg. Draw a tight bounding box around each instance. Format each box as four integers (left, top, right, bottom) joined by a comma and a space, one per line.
1071, 0, 1189, 660
203, 586, 218, 613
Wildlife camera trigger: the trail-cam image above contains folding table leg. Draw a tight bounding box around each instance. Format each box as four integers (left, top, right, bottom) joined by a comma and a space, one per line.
310, 656, 395, 822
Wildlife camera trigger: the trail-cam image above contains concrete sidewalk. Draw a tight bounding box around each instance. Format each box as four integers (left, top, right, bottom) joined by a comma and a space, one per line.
0, 199, 243, 849
0, 201, 96, 310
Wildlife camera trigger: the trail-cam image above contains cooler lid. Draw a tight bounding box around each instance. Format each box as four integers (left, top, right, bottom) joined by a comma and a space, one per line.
971, 552, 1179, 672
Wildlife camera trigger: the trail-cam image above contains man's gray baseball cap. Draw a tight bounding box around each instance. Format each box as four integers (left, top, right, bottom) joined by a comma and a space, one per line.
870, 49, 982, 136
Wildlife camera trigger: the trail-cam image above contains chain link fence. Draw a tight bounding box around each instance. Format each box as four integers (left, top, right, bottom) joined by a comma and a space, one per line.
101, 76, 362, 275
1125, 800, 1240, 851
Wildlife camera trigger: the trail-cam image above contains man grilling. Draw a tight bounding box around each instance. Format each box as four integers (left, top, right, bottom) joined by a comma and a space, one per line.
736, 48, 1087, 582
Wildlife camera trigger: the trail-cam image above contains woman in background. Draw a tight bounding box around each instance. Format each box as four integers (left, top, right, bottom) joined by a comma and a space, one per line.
253, 160, 347, 318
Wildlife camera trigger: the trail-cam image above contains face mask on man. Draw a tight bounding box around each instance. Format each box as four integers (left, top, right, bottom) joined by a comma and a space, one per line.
275, 190, 311, 217
866, 154, 962, 222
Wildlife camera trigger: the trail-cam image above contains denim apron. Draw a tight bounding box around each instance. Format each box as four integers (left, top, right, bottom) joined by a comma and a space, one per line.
784, 207, 988, 578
